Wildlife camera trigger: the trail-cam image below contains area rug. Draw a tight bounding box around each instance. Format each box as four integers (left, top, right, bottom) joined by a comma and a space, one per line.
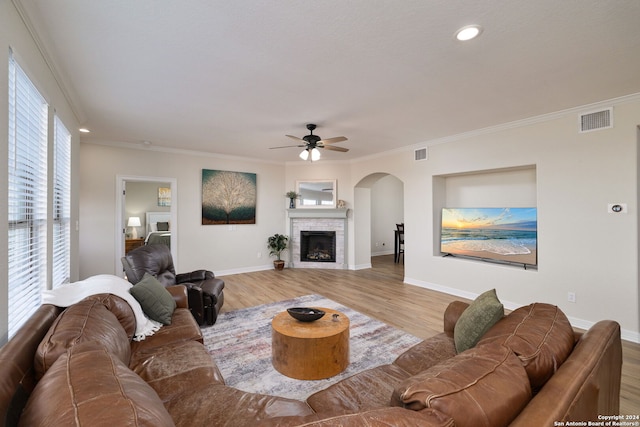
201, 294, 422, 400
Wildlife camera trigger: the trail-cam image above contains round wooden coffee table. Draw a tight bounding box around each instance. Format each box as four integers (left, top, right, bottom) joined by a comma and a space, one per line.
272, 307, 349, 380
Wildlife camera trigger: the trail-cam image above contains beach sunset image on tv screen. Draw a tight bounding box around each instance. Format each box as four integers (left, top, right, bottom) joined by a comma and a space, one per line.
441, 208, 537, 266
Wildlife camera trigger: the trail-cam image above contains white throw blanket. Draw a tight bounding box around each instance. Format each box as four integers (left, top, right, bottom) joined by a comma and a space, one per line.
41, 274, 162, 341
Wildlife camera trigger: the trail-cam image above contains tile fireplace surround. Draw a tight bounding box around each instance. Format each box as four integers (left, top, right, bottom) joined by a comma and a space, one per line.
287, 208, 348, 269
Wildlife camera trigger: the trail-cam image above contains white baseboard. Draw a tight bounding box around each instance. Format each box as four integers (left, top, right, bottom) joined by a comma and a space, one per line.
404, 277, 479, 302
351, 263, 372, 270
371, 250, 394, 257
404, 276, 640, 344
620, 329, 640, 343
216, 264, 274, 276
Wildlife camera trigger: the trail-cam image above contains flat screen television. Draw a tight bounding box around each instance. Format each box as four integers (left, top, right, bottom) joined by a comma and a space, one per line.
441, 208, 537, 267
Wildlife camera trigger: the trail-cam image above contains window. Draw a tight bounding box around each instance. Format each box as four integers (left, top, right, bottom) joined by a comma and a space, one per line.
7, 52, 49, 337
53, 116, 71, 288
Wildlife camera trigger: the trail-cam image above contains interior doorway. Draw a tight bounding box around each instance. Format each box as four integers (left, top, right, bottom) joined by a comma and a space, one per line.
115, 175, 178, 277
353, 173, 404, 272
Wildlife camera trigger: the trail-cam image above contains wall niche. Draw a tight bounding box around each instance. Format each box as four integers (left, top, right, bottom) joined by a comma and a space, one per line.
432, 165, 537, 262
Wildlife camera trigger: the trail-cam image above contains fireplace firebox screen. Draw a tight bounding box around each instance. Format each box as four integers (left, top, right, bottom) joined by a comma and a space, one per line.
300, 231, 336, 262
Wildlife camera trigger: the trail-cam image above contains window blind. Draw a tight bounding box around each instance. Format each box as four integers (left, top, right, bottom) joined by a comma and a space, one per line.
8, 52, 49, 338
53, 116, 71, 288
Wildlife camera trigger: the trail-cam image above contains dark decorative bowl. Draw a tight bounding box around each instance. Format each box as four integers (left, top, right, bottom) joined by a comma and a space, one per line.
287, 307, 326, 322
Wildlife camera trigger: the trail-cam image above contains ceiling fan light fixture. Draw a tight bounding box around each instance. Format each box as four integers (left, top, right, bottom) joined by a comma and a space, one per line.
455, 25, 482, 41
273, 124, 347, 160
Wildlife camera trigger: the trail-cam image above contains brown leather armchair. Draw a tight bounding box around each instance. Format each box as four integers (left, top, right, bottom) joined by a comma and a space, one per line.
121, 244, 224, 325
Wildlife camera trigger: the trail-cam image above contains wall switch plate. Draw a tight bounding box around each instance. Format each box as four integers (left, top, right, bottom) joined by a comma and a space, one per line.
607, 203, 627, 214
567, 292, 576, 303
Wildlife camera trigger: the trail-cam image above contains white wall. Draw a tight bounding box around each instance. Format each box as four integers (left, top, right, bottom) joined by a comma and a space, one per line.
371, 175, 403, 255
78, 97, 639, 342
349, 97, 640, 342
79, 143, 286, 277
353, 187, 372, 269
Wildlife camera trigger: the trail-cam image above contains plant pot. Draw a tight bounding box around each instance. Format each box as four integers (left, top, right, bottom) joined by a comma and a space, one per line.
273, 260, 285, 270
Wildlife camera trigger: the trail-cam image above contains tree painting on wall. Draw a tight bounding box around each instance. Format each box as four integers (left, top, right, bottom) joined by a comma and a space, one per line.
202, 169, 257, 224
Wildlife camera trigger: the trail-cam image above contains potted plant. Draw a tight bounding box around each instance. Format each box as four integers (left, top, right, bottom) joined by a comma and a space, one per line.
285, 191, 300, 209
267, 233, 289, 270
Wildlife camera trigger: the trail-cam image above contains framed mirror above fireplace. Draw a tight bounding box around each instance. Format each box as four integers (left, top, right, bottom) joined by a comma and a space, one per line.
296, 179, 336, 208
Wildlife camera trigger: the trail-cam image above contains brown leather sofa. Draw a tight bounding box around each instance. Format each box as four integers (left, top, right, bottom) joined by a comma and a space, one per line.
0, 289, 314, 427
0, 294, 622, 426
121, 244, 225, 325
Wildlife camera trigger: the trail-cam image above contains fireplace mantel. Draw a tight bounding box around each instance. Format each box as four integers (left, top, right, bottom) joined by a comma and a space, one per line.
287, 208, 348, 219
288, 209, 348, 269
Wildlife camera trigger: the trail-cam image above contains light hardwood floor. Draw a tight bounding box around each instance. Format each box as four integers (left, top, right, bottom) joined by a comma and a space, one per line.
218, 255, 639, 416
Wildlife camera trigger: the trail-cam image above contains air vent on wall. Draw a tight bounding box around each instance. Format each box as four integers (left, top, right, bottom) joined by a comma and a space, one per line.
414, 147, 428, 161
579, 108, 613, 133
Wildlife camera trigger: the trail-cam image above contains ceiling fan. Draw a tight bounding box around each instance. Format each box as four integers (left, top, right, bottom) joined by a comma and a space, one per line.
270, 124, 348, 161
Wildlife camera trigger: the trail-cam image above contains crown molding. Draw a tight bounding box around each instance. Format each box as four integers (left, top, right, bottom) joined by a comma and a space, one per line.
353, 92, 640, 164
416, 92, 640, 149
85, 91, 640, 166
12, 0, 86, 125
81, 138, 286, 165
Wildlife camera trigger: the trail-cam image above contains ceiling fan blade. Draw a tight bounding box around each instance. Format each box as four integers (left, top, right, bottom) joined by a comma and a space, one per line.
286, 135, 305, 142
269, 144, 306, 149
323, 145, 349, 152
319, 136, 347, 144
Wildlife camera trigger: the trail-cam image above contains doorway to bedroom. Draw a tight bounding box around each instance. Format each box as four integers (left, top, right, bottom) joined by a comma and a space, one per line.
115, 175, 178, 277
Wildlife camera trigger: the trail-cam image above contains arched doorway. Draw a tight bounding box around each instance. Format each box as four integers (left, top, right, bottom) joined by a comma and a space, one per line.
353, 173, 404, 270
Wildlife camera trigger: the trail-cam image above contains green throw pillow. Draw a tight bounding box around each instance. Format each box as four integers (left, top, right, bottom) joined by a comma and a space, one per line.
129, 273, 176, 325
454, 289, 504, 353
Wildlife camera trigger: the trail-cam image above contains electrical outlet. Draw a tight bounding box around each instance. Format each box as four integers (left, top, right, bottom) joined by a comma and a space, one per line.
567, 292, 576, 303
257, 252, 261, 258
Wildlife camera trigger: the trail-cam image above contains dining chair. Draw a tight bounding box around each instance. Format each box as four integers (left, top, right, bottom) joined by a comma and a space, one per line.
395, 223, 404, 263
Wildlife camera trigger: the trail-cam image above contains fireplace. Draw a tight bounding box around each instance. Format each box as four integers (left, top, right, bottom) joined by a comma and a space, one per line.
288, 208, 347, 269
300, 231, 336, 262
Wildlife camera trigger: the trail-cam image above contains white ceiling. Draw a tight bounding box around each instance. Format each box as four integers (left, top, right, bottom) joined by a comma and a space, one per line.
15, 0, 640, 162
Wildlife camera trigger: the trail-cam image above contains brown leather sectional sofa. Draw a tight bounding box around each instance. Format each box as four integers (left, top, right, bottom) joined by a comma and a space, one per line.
0, 288, 622, 426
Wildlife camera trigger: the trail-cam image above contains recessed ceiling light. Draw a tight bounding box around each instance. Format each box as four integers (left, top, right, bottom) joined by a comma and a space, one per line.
79, 127, 90, 133
455, 25, 483, 41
